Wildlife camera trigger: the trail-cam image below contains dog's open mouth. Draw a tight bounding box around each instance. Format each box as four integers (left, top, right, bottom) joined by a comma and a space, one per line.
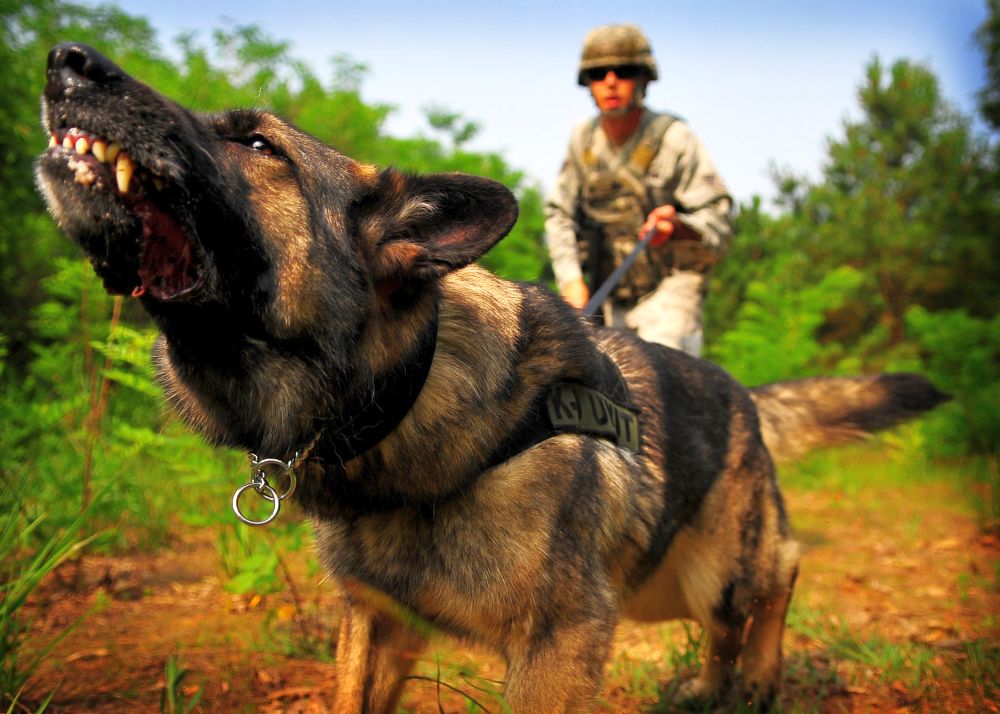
47, 126, 203, 301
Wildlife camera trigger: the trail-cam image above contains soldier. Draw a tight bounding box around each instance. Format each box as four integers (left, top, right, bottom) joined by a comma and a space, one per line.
545, 23, 733, 356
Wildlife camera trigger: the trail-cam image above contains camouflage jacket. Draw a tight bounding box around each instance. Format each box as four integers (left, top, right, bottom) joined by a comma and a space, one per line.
544, 108, 733, 298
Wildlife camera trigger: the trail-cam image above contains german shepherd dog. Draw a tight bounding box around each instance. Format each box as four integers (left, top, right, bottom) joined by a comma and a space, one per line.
37, 43, 947, 712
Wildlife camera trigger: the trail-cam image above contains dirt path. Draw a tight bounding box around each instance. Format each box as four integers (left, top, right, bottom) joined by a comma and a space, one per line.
21, 476, 999, 712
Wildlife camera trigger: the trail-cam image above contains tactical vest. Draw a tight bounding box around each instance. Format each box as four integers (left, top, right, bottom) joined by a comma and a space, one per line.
574, 112, 678, 302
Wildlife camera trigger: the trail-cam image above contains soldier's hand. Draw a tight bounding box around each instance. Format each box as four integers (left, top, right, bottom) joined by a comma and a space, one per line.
560, 277, 590, 310
641, 204, 678, 247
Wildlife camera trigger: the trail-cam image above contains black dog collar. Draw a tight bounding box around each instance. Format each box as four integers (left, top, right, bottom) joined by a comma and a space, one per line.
322, 317, 439, 463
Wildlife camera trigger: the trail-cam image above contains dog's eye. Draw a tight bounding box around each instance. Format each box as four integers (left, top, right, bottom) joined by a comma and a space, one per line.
248, 136, 276, 155
231, 134, 280, 157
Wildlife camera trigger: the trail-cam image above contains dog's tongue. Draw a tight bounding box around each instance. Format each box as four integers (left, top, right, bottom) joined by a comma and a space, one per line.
135, 201, 199, 301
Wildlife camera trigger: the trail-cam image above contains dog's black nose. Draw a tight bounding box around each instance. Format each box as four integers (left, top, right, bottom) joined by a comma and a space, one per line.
45, 42, 123, 100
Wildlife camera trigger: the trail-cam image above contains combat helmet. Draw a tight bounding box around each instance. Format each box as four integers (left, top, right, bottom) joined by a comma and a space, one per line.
577, 24, 658, 86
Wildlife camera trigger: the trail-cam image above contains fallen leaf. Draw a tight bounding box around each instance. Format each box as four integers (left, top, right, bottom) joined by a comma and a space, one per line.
933, 537, 961, 550
921, 629, 947, 643
65, 648, 110, 662
257, 669, 281, 686
269, 686, 320, 701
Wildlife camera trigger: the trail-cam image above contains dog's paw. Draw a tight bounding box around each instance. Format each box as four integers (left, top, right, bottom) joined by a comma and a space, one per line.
737, 679, 779, 712
672, 675, 720, 707
670, 676, 776, 712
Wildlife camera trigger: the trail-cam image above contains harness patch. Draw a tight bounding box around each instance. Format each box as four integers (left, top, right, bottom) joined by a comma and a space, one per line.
547, 382, 640, 452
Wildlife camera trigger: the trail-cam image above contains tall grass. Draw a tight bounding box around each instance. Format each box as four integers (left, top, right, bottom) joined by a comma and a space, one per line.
0, 476, 101, 709
787, 605, 936, 690
160, 655, 203, 714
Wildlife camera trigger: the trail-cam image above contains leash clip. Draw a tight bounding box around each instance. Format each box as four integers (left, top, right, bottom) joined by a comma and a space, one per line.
231, 452, 298, 526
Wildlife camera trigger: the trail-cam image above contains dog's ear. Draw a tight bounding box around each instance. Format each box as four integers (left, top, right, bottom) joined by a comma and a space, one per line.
359, 170, 519, 284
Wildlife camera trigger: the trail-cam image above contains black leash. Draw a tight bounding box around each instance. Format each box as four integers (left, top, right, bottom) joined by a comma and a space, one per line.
582, 226, 657, 317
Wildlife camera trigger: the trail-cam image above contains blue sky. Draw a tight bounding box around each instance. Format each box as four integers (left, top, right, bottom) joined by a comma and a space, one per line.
82, 0, 989, 204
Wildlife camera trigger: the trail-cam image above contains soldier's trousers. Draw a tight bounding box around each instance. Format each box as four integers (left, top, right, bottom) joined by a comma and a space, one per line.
603, 270, 706, 357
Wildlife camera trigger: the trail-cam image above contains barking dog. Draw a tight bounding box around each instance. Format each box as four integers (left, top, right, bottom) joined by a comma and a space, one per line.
37, 42, 948, 712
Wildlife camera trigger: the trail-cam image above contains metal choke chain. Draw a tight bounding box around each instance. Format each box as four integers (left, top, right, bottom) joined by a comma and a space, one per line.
231, 453, 298, 526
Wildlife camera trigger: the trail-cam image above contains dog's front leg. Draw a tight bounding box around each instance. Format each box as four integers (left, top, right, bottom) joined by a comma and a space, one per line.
503, 616, 616, 713
333, 595, 427, 713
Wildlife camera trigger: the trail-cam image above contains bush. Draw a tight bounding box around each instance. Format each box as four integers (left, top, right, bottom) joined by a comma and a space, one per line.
907, 307, 1000, 459
709, 262, 864, 385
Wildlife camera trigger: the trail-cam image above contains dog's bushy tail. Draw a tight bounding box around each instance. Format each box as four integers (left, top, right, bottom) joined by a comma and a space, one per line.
750, 373, 950, 464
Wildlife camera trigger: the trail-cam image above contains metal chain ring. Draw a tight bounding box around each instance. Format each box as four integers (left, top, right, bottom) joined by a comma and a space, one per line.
232, 479, 281, 526
230, 453, 299, 526
250, 457, 298, 502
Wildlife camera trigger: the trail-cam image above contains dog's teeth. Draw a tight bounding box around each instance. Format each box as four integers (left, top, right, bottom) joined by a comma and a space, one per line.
49, 135, 57, 148
62, 135, 74, 149
116, 152, 134, 194
92, 139, 107, 163
75, 136, 90, 155
106, 142, 121, 164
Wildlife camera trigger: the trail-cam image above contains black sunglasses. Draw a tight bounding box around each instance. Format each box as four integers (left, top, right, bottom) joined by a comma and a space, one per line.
583, 65, 644, 83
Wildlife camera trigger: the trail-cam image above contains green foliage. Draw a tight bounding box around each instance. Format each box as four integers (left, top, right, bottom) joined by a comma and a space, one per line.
216, 520, 310, 596
807, 58, 996, 343
977, 0, 1000, 131
0, 473, 101, 708
425, 105, 480, 149
711, 261, 863, 385
482, 183, 549, 282
816, 59, 997, 334
953, 640, 1000, 705
704, 196, 787, 342
4, 258, 239, 552
707, 54, 998, 413
160, 655, 203, 714
906, 307, 1000, 461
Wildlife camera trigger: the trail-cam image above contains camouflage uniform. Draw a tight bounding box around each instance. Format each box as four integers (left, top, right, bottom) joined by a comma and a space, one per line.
545, 25, 733, 357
